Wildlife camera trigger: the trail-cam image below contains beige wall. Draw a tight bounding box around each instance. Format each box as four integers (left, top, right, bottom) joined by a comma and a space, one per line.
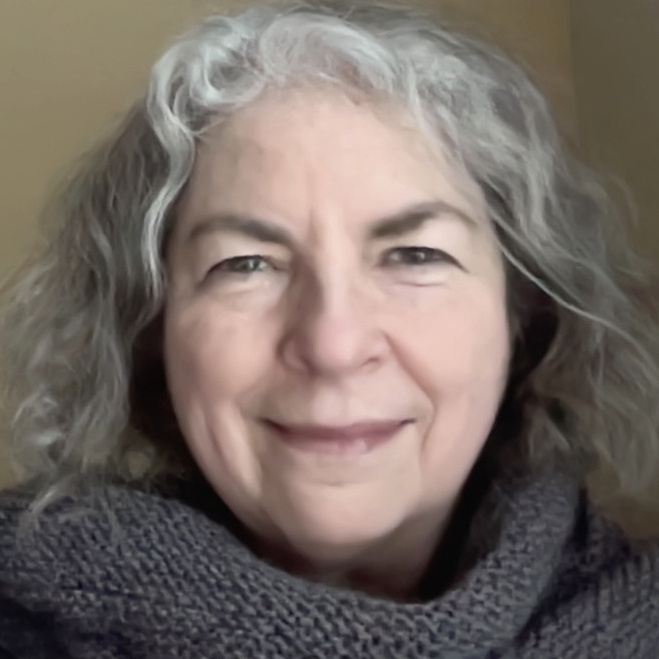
0, 1, 574, 490
570, 0, 659, 259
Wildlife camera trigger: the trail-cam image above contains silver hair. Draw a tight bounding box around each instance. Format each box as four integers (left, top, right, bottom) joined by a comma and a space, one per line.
2, 1, 658, 533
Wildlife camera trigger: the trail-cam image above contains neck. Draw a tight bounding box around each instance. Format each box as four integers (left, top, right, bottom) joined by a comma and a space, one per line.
249, 456, 496, 601
255, 505, 456, 602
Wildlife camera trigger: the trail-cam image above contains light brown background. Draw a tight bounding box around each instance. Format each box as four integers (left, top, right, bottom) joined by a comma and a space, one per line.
0, 1, 656, 490
571, 0, 659, 257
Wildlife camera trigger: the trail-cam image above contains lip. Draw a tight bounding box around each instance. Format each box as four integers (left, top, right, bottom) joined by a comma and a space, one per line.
263, 419, 411, 454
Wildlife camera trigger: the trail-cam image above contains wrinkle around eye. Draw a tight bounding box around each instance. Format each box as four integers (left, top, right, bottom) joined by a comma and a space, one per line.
195, 254, 292, 298
206, 254, 272, 278
380, 246, 465, 271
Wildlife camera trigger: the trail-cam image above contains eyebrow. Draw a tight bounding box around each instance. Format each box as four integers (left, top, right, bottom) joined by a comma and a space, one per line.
183, 200, 476, 250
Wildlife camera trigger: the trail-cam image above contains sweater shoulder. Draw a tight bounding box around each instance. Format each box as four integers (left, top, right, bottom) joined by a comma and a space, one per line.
582, 493, 659, 575
523, 491, 659, 654
558, 491, 659, 595
0, 480, 242, 602
0, 482, 248, 658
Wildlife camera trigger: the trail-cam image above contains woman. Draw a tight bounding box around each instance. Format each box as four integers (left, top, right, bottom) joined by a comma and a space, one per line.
1, 1, 658, 657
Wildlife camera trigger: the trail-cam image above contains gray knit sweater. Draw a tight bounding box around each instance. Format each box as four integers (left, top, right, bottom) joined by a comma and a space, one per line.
0, 467, 657, 658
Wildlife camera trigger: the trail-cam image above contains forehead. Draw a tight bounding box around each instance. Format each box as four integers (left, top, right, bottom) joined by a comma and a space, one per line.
173, 88, 486, 237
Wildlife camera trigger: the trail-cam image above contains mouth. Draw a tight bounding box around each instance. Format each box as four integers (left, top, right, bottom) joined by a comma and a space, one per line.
261, 419, 413, 455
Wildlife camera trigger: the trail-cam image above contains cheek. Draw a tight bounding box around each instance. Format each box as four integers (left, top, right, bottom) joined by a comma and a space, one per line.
391, 285, 510, 398
163, 302, 273, 414
391, 287, 510, 494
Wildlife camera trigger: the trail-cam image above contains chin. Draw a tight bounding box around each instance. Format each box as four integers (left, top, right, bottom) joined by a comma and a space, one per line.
275, 493, 407, 565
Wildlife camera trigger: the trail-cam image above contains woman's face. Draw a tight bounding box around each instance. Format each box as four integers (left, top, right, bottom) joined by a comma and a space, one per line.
165, 89, 510, 568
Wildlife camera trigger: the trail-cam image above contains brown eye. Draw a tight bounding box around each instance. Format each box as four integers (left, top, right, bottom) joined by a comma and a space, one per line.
382, 247, 461, 268
206, 255, 270, 278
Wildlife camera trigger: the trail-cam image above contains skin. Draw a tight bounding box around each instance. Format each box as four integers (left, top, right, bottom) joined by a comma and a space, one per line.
164, 87, 511, 600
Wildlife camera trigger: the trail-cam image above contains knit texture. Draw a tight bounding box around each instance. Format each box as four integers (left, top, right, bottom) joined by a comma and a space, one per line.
0, 468, 657, 658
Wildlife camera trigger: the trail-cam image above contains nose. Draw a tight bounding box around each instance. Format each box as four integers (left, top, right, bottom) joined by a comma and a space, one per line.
278, 269, 389, 378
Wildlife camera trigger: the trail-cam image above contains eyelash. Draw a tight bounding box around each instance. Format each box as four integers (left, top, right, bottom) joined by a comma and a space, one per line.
381, 246, 459, 268
206, 255, 274, 277
205, 247, 459, 280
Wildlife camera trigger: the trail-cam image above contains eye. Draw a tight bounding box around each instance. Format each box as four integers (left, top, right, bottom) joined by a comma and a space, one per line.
381, 246, 461, 268
206, 255, 272, 278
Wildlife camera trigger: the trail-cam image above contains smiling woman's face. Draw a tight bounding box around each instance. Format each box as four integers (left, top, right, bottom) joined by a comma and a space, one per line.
164, 88, 510, 574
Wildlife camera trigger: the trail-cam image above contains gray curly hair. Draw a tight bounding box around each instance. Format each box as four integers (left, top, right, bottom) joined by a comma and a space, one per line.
2, 0, 658, 533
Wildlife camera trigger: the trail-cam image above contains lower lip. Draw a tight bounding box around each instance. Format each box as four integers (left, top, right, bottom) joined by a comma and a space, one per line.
264, 421, 409, 456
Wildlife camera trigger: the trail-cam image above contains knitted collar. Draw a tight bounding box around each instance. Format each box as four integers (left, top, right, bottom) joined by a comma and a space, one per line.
165, 464, 580, 657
